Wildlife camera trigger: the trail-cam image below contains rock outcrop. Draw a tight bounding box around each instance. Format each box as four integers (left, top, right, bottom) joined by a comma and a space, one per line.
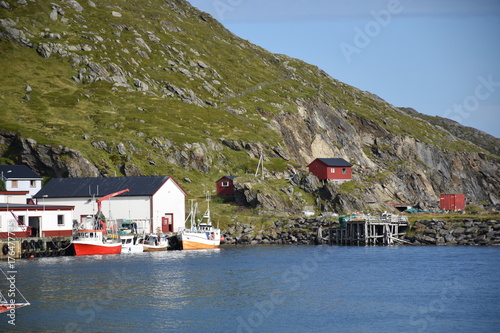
222, 218, 500, 246
0, 0, 499, 214
222, 218, 337, 245
404, 219, 500, 246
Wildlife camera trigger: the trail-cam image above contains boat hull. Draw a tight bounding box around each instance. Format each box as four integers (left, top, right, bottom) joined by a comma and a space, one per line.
178, 232, 220, 250
143, 245, 168, 252
73, 242, 122, 256
121, 245, 144, 253
181, 239, 219, 250
0, 303, 30, 313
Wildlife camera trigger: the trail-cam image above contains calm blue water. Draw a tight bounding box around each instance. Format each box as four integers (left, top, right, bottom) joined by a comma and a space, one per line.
1, 246, 499, 332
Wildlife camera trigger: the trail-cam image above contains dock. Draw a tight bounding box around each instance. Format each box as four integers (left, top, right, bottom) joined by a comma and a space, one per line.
0, 237, 73, 259
335, 214, 410, 245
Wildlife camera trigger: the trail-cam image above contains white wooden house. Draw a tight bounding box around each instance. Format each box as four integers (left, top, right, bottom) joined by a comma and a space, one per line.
33, 176, 186, 234
0, 203, 74, 239
0, 165, 43, 201
0, 191, 30, 205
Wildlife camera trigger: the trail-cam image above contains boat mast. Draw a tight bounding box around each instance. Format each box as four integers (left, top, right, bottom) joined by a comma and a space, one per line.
185, 199, 197, 230
203, 191, 212, 226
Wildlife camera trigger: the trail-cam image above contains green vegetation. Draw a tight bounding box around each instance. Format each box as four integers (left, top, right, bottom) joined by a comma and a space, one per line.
406, 213, 499, 225
0, 0, 496, 220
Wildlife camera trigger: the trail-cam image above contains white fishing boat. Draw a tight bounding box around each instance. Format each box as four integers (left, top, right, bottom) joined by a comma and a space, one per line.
120, 234, 144, 253
171, 194, 220, 250
142, 234, 168, 252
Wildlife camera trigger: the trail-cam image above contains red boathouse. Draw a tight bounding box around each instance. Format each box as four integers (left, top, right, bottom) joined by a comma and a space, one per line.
307, 158, 353, 184
216, 176, 239, 196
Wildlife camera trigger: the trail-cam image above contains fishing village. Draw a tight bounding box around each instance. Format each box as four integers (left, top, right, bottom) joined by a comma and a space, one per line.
1, 0, 500, 330
1, 163, 498, 321
1, 163, 499, 262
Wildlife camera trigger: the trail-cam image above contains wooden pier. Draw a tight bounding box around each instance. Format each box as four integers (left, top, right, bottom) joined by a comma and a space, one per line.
335, 214, 410, 245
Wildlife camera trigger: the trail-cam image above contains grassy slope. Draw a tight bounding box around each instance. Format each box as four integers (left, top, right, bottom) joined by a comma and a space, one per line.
0, 0, 494, 224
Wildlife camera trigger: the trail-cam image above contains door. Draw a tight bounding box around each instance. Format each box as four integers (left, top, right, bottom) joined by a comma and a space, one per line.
162, 214, 173, 233
29, 216, 41, 237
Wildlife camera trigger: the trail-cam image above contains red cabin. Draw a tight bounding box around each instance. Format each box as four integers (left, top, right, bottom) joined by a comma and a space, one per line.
307, 158, 353, 184
216, 176, 239, 196
440, 194, 466, 211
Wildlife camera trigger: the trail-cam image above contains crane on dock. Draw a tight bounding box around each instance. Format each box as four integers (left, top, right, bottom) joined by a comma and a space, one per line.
92, 189, 130, 231
96, 188, 130, 213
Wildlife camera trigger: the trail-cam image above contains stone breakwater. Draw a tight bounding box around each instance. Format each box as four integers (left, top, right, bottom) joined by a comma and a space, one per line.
222, 218, 338, 245
403, 219, 500, 246
222, 218, 500, 246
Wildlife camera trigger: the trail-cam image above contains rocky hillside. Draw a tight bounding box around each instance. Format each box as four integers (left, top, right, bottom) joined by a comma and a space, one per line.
1, 0, 499, 216
399, 107, 500, 157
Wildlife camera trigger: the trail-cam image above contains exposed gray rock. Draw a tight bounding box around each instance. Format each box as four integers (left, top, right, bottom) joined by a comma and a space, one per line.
404, 219, 500, 246
43, 32, 61, 39
0, 18, 16, 27
117, 143, 127, 155
36, 43, 70, 58
0, 1, 11, 10
66, 0, 84, 12
133, 78, 148, 91
5, 27, 30, 44
0, 133, 100, 177
300, 173, 321, 193
197, 60, 209, 69
49, 6, 59, 21
87, 62, 110, 78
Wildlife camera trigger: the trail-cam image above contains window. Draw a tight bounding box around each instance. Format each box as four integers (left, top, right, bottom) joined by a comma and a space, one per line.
58, 215, 64, 226
342, 168, 347, 174
30, 180, 36, 188
330, 168, 335, 173
221, 181, 230, 187
11, 180, 18, 188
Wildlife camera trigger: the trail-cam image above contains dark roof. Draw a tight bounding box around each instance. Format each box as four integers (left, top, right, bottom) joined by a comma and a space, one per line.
0, 165, 42, 179
216, 176, 239, 182
33, 176, 181, 198
311, 158, 353, 167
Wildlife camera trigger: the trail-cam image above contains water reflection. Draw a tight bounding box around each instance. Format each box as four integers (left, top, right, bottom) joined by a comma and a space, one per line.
3, 246, 500, 333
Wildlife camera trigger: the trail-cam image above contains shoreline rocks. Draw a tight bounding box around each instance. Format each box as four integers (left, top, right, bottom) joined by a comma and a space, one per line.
221, 217, 500, 246
222, 218, 339, 245
403, 219, 500, 246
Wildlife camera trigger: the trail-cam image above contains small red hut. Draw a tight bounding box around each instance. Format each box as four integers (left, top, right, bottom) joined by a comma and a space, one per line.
307, 158, 353, 184
440, 194, 466, 211
216, 176, 239, 196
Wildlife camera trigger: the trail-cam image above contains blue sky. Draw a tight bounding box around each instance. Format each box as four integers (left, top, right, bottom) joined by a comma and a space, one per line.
187, 0, 500, 138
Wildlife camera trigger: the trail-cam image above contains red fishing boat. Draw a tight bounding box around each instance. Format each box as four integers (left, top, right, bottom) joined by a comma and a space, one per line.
72, 189, 129, 256
72, 226, 122, 256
